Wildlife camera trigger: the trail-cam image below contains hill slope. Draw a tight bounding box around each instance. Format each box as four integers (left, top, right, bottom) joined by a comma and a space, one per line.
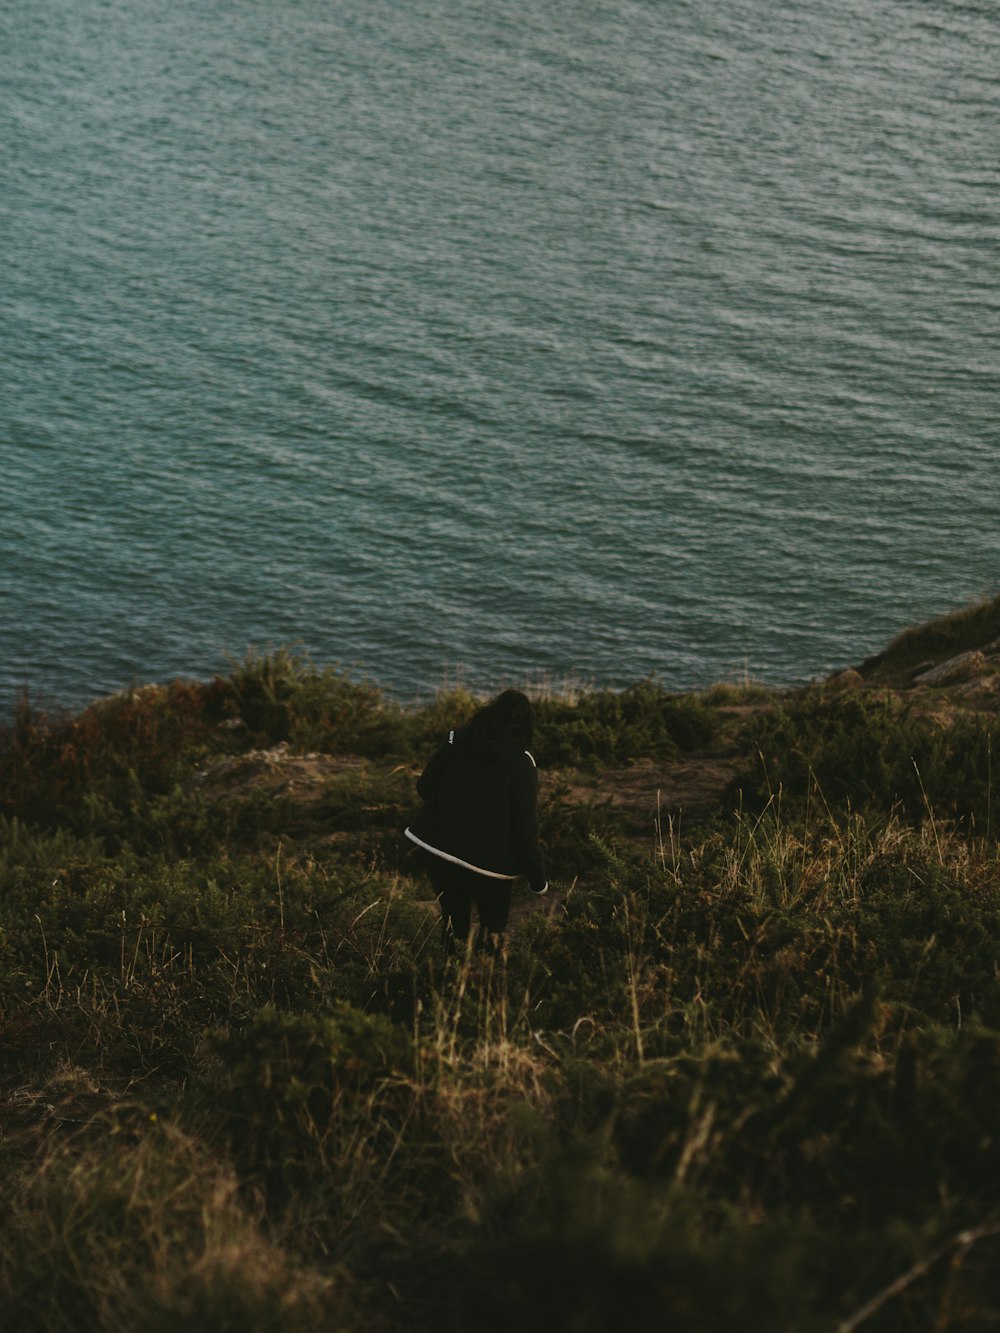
2, 599, 1000, 1330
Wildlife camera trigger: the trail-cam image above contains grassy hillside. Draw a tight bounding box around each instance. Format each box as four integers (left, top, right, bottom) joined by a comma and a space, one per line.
3, 600, 1000, 1331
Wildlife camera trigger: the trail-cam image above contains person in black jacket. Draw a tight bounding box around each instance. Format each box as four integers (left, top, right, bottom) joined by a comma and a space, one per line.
406, 689, 548, 955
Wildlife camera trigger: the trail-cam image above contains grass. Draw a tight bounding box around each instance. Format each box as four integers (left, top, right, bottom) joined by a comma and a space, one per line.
2, 642, 1000, 1329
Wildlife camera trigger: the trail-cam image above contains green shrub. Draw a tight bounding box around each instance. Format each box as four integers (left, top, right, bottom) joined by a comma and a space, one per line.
534, 681, 717, 769
206, 1003, 418, 1195
221, 649, 407, 755
0, 817, 106, 876
448, 1138, 850, 1333
730, 691, 1000, 831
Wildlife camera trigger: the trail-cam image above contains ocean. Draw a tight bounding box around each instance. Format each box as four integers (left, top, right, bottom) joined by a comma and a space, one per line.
4, 0, 999, 713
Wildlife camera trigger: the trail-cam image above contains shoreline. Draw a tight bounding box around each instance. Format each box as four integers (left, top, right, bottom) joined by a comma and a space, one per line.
9, 587, 1000, 727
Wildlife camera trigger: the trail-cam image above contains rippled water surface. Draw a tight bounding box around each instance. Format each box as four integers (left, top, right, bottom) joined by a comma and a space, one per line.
4, 0, 999, 710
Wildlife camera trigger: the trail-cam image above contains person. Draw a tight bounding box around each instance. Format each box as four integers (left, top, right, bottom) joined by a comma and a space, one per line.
405, 689, 548, 955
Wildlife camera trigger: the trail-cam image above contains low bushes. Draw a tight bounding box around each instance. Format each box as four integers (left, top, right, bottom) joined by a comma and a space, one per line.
730, 690, 1000, 832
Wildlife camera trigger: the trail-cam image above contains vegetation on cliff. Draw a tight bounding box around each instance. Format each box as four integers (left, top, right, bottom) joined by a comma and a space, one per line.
3, 597, 1000, 1330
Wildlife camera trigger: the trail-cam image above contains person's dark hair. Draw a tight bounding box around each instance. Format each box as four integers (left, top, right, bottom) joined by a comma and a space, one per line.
468, 688, 534, 749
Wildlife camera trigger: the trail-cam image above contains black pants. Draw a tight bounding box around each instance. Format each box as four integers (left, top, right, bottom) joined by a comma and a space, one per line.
426, 856, 513, 955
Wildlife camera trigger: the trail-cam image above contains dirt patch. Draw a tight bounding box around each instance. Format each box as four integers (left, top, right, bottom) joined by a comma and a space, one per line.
187, 740, 743, 864
543, 756, 740, 839
188, 744, 376, 804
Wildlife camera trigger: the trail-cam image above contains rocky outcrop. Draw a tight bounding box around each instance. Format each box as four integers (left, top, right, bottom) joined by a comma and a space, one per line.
912, 650, 986, 687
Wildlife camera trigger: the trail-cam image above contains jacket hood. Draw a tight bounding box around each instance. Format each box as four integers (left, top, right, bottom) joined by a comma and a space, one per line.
456, 722, 524, 765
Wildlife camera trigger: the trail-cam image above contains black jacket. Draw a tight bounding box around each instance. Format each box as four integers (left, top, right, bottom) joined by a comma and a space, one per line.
405, 726, 547, 891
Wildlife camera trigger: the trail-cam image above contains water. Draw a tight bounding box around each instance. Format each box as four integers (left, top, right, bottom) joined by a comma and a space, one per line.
4, 0, 999, 714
